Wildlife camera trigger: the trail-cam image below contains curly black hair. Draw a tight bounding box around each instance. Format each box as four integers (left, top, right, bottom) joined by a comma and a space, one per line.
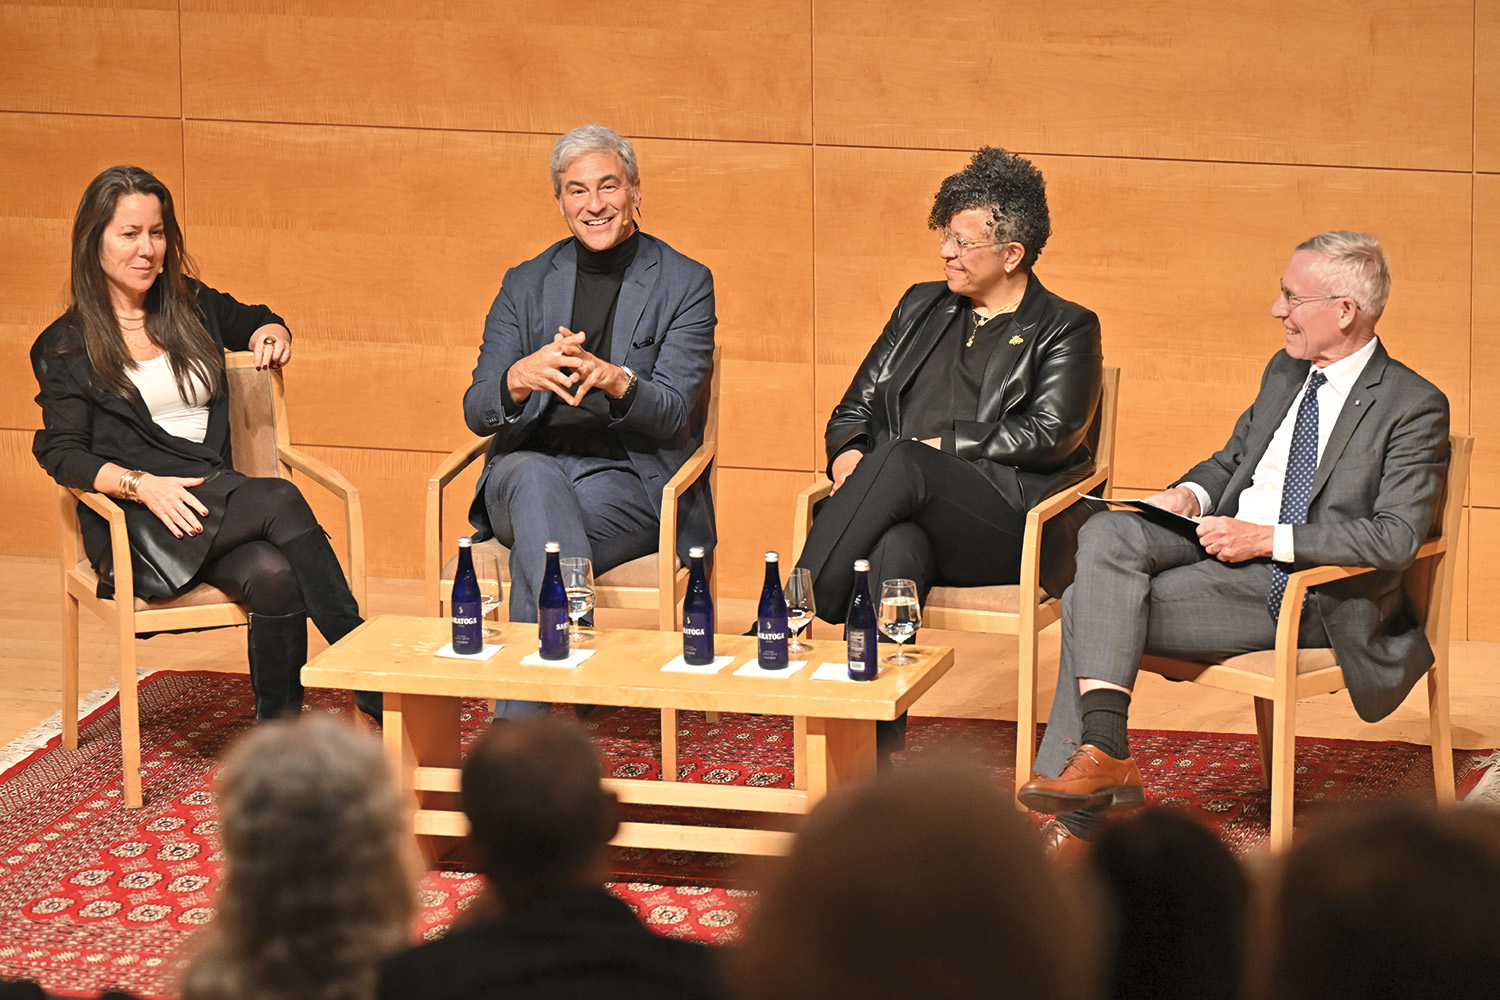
928, 147, 1050, 270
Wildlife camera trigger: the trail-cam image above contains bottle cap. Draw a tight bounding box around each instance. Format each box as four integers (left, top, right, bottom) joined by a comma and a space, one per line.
764, 551, 779, 562
854, 559, 870, 571
689, 545, 705, 558
545, 541, 561, 553
458, 536, 472, 548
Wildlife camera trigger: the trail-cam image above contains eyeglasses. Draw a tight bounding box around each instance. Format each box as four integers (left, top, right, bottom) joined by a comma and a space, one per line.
938, 230, 1003, 256
1280, 286, 1358, 311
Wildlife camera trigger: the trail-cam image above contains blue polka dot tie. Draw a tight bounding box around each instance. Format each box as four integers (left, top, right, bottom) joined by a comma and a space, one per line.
1268, 370, 1328, 621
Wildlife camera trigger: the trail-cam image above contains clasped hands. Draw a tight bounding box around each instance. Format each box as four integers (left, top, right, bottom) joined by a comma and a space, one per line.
507, 327, 629, 407
1143, 485, 1274, 563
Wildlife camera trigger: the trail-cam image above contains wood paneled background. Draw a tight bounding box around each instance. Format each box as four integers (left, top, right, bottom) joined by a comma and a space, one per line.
3, 0, 1492, 638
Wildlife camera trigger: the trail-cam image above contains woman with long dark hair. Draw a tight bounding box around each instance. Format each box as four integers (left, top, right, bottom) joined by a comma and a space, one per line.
32, 165, 376, 722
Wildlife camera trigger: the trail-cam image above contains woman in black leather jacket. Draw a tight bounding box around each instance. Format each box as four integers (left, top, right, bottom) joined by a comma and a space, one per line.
797, 146, 1103, 639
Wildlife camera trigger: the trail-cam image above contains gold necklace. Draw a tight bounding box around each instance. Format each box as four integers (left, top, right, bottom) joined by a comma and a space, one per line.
966, 294, 1023, 347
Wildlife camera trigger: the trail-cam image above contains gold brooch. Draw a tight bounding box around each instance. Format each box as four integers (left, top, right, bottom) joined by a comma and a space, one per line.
1009, 335, 1023, 345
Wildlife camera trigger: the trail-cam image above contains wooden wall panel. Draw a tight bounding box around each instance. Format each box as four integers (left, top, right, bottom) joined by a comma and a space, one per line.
1466, 507, 1500, 641
1478, 2, 1500, 171
816, 148, 1472, 493
0, 1, 179, 117
714, 467, 810, 600
813, 0, 1472, 171
1471, 175, 1500, 505
180, 0, 811, 142
297, 444, 445, 581
0, 114, 185, 433
184, 123, 813, 469
1, 431, 57, 557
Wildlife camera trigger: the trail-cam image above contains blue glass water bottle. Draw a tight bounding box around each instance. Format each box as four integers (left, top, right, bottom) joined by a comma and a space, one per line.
451, 537, 483, 655
682, 546, 715, 665
537, 541, 570, 660
846, 558, 879, 681
757, 551, 789, 669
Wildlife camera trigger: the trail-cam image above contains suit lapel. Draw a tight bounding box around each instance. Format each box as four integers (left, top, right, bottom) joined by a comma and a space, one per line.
611, 236, 660, 366
1219, 359, 1305, 512
978, 276, 1046, 412
542, 241, 578, 347
1309, 344, 1386, 502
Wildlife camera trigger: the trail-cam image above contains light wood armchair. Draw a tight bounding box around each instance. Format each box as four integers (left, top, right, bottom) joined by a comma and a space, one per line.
425, 347, 721, 778
792, 367, 1121, 789
58, 351, 366, 808
1123, 433, 1472, 851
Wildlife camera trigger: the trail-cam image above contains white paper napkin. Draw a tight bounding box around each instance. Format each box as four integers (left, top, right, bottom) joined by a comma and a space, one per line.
660, 654, 736, 674
434, 641, 504, 660
733, 659, 808, 679
810, 661, 880, 683
519, 647, 598, 668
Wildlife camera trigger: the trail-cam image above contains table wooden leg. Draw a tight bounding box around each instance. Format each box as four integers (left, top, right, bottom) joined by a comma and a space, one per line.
803, 716, 877, 803
385, 692, 462, 866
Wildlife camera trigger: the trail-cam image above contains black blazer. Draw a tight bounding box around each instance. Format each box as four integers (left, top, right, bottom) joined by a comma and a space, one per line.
31, 283, 283, 597
825, 275, 1104, 512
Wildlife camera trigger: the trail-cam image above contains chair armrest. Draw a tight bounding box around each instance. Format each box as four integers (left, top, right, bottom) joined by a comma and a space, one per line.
65, 487, 139, 606
791, 476, 834, 564
425, 435, 496, 616
1270, 561, 1380, 687
658, 437, 716, 570
278, 444, 367, 612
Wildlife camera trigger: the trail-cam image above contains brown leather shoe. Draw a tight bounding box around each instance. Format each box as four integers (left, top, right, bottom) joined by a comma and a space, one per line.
1039, 817, 1093, 865
1017, 743, 1146, 815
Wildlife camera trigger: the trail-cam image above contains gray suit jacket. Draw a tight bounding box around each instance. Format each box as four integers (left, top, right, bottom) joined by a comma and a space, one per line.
1174, 342, 1450, 722
464, 233, 717, 555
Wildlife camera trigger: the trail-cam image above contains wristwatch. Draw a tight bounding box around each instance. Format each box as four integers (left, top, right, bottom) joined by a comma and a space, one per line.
608, 365, 638, 400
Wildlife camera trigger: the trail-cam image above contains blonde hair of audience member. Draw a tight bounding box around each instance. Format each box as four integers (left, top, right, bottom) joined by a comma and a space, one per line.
183, 717, 416, 1000
1260, 804, 1500, 1000
732, 762, 1098, 1000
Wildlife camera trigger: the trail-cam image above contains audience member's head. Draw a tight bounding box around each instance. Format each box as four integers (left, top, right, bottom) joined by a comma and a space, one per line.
1261, 804, 1500, 1000
732, 763, 1097, 1000
1089, 807, 1249, 1000
183, 716, 414, 1000
460, 717, 618, 907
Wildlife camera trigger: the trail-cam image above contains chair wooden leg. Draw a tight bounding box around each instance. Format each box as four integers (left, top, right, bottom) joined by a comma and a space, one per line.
1014, 624, 1041, 792
1252, 696, 1274, 788
61, 586, 80, 751
118, 630, 144, 809
1427, 664, 1456, 805
1268, 696, 1296, 851
661, 709, 679, 782
704, 712, 721, 723
793, 715, 808, 790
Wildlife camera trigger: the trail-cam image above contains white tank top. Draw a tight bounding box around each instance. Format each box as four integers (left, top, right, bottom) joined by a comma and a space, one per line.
127, 353, 211, 444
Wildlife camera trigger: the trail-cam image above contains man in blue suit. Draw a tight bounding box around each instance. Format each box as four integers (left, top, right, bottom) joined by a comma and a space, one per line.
465, 125, 716, 715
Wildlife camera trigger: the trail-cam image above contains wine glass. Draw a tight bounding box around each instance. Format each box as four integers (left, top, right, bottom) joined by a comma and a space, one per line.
471, 549, 503, 640
784, 567, 815, 655
878, 578, 921, 665
560, 556, 595, 644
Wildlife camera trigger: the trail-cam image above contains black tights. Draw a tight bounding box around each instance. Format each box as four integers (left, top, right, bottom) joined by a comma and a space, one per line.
197, 478, 320, 616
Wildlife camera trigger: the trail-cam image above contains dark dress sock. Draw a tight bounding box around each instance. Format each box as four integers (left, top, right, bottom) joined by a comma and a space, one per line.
1080, 687, 1132, 760
1058, 807, 1107, 841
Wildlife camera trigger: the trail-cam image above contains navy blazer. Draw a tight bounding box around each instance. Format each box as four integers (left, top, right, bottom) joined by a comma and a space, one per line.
1174, 342, 1450, 722
465, 233, 717, 556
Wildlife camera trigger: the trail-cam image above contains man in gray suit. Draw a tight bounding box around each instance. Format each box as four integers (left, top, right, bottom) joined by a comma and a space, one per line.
1018, 231, 1450, 855
465, 125, 716, 716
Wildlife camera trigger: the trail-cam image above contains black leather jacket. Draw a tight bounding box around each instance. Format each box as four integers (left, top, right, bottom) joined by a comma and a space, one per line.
825, 275, 1103, 511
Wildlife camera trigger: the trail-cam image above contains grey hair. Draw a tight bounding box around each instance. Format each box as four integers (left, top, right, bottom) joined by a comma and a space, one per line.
550, 124, 640, 196
1295, 230, 1391, 322
182, 716, 414, 1000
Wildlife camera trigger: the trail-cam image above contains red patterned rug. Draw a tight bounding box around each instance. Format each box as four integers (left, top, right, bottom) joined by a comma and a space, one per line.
1, 670, 1493, 998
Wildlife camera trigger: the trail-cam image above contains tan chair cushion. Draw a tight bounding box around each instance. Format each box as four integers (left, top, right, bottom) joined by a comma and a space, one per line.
444, 540, 669, 591
70, 560, 238, 612
1143, 647, 1341, 680
926, 584, 1036, 616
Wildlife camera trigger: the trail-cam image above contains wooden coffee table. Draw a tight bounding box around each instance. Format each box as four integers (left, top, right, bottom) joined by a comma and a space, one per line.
301, 615, 954, 860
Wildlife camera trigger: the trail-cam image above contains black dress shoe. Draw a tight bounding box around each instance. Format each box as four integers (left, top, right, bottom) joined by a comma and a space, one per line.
354, 690, 383, 725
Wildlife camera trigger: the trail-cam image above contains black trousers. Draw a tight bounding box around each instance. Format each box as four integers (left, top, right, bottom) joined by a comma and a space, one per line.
196, 477, 321, 616
796, 439, 1027, 624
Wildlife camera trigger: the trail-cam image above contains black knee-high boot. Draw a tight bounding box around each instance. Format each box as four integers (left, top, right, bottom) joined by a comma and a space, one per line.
247, 611, 307, 721
280, 527, 382, 723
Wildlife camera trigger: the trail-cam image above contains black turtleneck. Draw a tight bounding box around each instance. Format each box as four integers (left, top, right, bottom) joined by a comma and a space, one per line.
522, 230, 640, 459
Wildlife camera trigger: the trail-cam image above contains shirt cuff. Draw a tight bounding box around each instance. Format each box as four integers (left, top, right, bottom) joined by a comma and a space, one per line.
499, 367, 524, 419
1273, 524, 1295, 563
1180, 482, 1212, 517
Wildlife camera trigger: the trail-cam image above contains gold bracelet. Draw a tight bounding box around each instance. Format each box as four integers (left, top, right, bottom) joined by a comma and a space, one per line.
118, 469, 144, 502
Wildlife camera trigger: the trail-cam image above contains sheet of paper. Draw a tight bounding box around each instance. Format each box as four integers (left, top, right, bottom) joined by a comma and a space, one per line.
810, 661, 879, 683
433, 641, 504, 660
732, 659, 809, 679
660, 654, 736, 674
519, 647, 598, 668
